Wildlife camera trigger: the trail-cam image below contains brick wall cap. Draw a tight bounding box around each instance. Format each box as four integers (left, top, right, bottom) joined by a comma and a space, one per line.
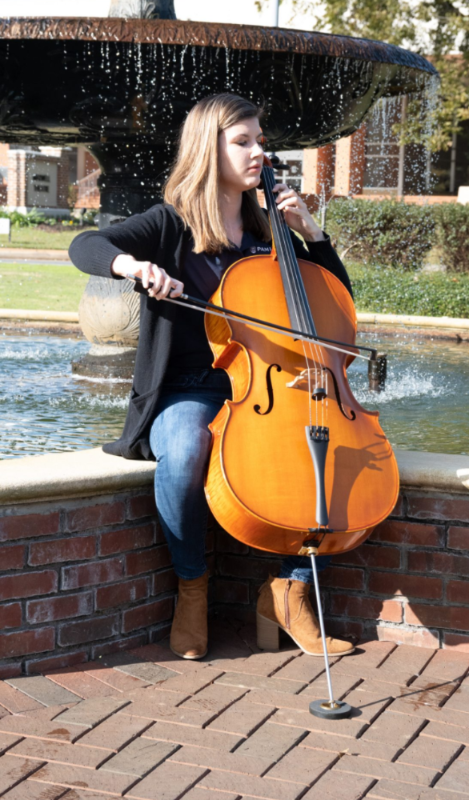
356, 312, 469, 331
0, 308, 78, 323
4, 308, 468, 331
0, 447, 155, 505
1, 447, 468, 508
396, 450, 469, 495
0, 249, 70, 261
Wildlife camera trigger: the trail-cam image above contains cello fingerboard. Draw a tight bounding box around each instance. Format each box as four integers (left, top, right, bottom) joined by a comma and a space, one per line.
262, 163, 317, 339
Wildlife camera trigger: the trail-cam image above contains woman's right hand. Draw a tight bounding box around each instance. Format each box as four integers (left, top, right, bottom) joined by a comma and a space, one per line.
111, 253, 184, 299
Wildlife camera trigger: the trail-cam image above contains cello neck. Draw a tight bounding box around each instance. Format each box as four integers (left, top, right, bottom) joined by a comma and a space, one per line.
261, 161, 317, 338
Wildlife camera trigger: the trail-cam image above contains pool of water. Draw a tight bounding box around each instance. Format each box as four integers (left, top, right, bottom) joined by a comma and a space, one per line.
0, 334, 129, 460
1, 331, 468, 459
348, 333, 469, 456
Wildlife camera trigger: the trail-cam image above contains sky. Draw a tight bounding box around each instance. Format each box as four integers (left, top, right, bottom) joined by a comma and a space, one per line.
0, 0, 315, 29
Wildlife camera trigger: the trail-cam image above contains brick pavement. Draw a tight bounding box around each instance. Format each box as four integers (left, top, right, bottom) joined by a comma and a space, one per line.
0, 620, 467, 799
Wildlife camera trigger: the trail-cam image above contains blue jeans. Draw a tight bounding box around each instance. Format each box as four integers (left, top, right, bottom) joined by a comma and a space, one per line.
149, 368, 330, 582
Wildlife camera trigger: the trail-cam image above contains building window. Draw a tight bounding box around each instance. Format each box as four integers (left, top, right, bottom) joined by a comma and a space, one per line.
363, 100, 402, 193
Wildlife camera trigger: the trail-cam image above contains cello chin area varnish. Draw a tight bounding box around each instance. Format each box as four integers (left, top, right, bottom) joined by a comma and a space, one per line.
204, 157, 399, 559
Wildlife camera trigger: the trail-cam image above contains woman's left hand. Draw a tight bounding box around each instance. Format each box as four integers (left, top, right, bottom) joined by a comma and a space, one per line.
273, 183, 325, 242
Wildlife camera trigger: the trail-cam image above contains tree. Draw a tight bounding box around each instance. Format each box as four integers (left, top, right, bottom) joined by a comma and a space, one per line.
256, 0, 469, 152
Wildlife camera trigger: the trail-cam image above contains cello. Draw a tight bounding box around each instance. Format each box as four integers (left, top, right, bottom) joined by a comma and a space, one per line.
128, 155, 399, 718
204, 156, 399, 558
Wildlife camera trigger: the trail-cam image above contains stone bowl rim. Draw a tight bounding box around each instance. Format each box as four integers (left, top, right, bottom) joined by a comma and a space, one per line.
0, 16, 438, 78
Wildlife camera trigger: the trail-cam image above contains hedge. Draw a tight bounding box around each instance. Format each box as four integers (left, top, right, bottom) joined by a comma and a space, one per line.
327, 198, 436, 271
434, 203, 469, 272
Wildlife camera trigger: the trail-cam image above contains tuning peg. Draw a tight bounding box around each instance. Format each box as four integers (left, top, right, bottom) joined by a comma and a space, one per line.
268, 153, 289, 171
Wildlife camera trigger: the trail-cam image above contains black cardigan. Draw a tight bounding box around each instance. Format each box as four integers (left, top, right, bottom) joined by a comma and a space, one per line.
69, 203, 352, 460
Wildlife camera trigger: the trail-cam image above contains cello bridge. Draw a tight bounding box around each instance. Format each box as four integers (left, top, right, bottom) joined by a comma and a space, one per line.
286, 368, 325, 394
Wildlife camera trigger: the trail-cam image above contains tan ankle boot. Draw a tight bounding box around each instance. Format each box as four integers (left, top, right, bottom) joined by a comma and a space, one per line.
257, 575, 354, 657
170, 572, 208, 659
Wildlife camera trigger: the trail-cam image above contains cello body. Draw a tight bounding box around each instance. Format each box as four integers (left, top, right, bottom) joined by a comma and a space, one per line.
204, 251, 399, 556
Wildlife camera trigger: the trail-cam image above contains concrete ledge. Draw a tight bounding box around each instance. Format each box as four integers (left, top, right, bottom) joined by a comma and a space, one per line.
357, 312, 469, 330
0, 248, 70, 260
0, 309, 79, 323
1, 446, 468, 506
1, 308, 467, 330
0, 448, 155, 504
396, 449, 469, 493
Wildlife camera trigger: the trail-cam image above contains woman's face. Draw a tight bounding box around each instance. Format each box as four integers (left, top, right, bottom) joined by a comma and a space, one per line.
218, 117, 264, 193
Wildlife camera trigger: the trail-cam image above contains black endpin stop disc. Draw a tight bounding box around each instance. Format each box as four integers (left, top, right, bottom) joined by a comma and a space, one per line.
309, 699, 353, 720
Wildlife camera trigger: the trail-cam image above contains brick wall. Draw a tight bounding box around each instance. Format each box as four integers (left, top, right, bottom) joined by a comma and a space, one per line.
57, 151, 70, 209
7, 150, 26, 208
6, 149, 70, 210
0, 490, 184, 678
214, 490, 469, 653
0, 143, 9, 171
1, 473, 469, 677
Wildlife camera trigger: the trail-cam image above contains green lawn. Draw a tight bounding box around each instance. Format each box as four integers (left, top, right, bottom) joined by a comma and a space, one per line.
0, 263, 88, 312
1, 259, 468, 319
0, 226, 97, 250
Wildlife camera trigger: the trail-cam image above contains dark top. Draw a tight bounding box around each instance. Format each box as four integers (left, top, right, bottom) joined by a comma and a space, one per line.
170, 230, 276, 374
69, 203, 352, 461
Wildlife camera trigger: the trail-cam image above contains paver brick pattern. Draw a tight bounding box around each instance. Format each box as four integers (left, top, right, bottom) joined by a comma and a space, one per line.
0, 625, 468, 800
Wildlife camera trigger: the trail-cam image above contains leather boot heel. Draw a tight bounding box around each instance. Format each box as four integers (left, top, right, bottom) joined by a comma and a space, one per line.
170, 572, 208, 659
257, 613, 280, 651
256, 575, 355, 657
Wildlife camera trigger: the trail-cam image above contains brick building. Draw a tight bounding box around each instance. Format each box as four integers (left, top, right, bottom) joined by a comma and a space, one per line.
292, 97, 467, 207
2, 99, 466, 217
0, 144, 99, 217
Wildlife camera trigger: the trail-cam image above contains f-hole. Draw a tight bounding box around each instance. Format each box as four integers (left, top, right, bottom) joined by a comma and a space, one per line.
254, 363, 282, 416
323, 366, 356, 421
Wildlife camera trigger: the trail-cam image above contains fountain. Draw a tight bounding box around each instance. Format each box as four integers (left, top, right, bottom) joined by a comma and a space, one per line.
0, 4, 438, 376
6, 10, 469, 677
108, 1, 176, 17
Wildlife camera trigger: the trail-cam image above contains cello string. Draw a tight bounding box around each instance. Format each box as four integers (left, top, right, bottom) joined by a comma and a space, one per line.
264, 166, 326, 423
273, 175, 329, 422
271, 172, 326, 436
264, 168, 307, 330
265, 167, 326, 378
263, 166, 319, 425
268, 169, 321, 347
263, 166, 321, 370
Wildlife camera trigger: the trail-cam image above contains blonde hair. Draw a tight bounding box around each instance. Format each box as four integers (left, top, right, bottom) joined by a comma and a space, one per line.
164, 93, 271, 254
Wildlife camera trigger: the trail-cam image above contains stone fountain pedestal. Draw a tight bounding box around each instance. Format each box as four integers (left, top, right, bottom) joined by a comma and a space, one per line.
75, 0, 176, 380
72, 274, 140, 380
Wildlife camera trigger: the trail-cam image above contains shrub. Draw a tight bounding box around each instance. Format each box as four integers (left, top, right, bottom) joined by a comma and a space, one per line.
434, 203, 469, 272
68, 183, 78, 211
0, 208, 48, 227
0, 207, 95, 230
348, 263, 469, 318
82, 210, 98, 226
327, 198, 436, 271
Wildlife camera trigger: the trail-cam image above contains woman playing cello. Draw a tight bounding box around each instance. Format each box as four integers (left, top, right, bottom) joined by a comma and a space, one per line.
70, 93, 355, 660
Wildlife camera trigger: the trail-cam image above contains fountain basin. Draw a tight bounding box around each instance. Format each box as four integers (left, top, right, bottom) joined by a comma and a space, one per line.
0, 18, 437, 147
0, 16, 439, 374
1, 331, 468, 460
0, 17, 437, 217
